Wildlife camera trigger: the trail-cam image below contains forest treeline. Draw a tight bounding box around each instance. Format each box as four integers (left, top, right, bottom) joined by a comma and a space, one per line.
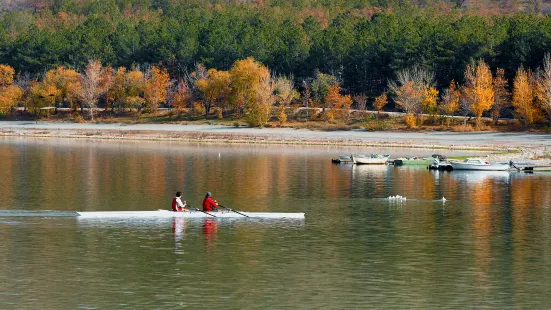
2, 0, 551, 127
1, 0, 551, 94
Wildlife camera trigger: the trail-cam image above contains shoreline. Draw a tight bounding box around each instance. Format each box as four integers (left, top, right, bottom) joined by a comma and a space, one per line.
1, 121, 550, 154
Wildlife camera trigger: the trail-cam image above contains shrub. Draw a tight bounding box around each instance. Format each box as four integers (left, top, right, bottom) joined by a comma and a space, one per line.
404, 113, 417, 128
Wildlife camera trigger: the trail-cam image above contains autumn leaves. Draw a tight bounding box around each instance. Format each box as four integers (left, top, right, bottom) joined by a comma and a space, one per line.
389, 57, 551, 129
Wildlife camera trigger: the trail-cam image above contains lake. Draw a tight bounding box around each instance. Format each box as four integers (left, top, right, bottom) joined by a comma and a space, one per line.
1, 137, 551, 309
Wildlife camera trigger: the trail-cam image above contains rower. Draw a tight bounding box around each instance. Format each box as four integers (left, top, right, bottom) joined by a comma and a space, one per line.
202, 192, 218, 212
171, 191, 188, 212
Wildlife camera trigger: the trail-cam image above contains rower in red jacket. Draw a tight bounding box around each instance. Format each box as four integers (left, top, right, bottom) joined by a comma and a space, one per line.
171, 191, 188, 212
202, 192, 218, 212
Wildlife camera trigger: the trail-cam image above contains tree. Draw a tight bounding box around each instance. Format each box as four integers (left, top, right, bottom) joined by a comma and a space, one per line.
0, 65, 15, 87
440, 80, 461, 126
0, 85, 23, 114
125, 68, 146, 112
536, 53, 551, 125
167, 78, 192, 114
422, 87, 439, 119
353, 94, 367, 111
229, 57, 274, 127
325, 84, 352, 122
388, 66, 435, 124
311, 72, 339, 110
373, 93, 388, 119
79, 60, 107, 120
274, 76, 298, 125
512, 66, 538, 127
492, 68, 510, 125
0, 65, 23, 114
107, 67, 127, 112
462, 60, 494, 128
195, 68, 231, 117
41, 66, 82, 111
144, 66, 171, 112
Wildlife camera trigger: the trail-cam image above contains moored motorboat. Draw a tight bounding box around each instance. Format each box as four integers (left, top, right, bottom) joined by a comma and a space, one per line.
352, 154, 390, 165
77, 210, 305, 219
449, 158, 511, 171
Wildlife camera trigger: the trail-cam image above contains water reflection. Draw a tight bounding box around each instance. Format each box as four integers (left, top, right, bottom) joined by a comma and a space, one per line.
3, 138, 551, 308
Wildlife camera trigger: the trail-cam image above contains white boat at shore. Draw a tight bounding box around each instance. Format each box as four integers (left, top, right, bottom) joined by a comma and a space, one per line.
450, 158, 511, 171
352, 154, 390, 165
77, 210, 305, 219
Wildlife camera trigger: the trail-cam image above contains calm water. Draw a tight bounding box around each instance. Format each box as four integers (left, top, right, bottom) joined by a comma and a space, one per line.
1, 137, 551, 309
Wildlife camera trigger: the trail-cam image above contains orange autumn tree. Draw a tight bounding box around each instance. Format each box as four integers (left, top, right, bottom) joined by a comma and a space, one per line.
462, 60, 494, 128
373, 92, 388, 119
144, 66, 170, 112
0, 65, 23, 114
325, 84, 352, 122
512, 66, 538, 127
439, 80, 461, 126
195, 68, 231, 117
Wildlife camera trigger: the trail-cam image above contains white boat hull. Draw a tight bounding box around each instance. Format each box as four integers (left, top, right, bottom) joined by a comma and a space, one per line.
77, 210, 305, 219
450, 161, 511, 171
352, 156, 389, 165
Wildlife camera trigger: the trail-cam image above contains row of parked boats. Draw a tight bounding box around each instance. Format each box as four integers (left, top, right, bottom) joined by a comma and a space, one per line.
332, 154, 517, 171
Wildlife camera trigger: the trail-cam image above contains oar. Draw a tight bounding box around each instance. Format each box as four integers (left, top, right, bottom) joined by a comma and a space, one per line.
218, 205, 249, 218
189, 207, 217, 218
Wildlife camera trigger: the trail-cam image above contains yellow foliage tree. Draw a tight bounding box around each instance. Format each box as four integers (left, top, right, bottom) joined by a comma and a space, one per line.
107, 67, 127, 112
0, 64, 22, 114
144, 66, 170, 111
125, 69, 145, 111
325, 84, 352, 122
229, 57, 274, 126
41, 66, 82, 110
0, 85, 23, 114
462, 60, 494, 128
512, 66, 538, 127
0, 64, 15, 87
422, 87, 439, 118
195, 68, 231, 117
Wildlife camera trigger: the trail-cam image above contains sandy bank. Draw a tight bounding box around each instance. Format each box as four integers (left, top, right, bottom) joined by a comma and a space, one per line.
1, 121, 550, 153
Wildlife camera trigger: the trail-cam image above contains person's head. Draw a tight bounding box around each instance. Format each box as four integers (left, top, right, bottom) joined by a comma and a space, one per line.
176, 191, 181, 197
206, 192, 212, 197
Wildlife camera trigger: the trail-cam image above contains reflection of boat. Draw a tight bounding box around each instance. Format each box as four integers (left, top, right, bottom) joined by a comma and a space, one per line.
77, 210, 305, 219
450, 158, 511, 171
352, 154, 390, 165
449, 170, 511, 184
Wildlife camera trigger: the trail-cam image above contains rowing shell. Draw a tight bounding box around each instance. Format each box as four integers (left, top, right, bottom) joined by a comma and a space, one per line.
76, 210, 305, 219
